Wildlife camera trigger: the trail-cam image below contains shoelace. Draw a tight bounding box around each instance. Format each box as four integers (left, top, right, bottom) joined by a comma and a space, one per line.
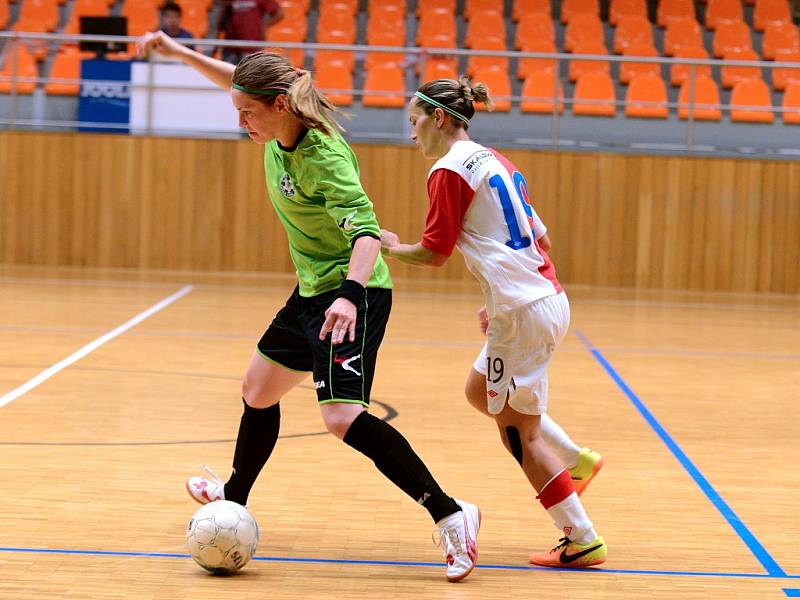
199, 464, 224, 486
549, 536, 572, 553
432, 523, 464, 560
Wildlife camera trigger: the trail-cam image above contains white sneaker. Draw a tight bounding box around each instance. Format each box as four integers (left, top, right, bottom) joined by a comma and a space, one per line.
433, 499, 481, 582
185, 465, 225, 505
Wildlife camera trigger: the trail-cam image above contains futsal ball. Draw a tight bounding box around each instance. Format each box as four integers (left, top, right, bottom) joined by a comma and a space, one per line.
186, 500, 259, 574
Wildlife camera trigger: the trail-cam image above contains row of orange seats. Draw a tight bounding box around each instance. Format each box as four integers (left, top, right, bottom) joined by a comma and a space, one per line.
2, 41, 799, 126
2, 0, 211, 39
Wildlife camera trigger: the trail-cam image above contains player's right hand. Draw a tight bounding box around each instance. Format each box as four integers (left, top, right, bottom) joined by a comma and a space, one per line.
136, 31, 184, 59
478, 305, 489, 335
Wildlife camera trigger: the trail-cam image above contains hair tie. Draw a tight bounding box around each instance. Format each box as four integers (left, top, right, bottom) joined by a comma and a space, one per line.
414, 91, 470, 124
296, 68, 306, 77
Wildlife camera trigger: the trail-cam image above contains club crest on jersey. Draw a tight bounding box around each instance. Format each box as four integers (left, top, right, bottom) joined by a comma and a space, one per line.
279, 173, 296, 198
338, 211, 359, 232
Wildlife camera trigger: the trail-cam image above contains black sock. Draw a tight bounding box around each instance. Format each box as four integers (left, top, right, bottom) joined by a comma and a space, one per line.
343, 411, 460, 523
223, 400, 280, 505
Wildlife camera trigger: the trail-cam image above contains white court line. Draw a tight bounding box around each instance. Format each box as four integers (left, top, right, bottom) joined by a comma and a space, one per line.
0, 285, 194, 409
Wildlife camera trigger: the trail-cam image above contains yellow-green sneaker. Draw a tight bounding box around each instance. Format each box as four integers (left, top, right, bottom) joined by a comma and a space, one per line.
529, 536, 607, 568
568, 448, 604, 497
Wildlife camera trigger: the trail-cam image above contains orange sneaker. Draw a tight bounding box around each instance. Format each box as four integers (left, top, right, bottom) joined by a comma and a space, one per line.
569, 448, 604, 497
529, 536, 607, 568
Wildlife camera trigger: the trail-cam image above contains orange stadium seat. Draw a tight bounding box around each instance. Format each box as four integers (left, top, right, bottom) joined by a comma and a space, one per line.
64, 0, 109, 31
670, 45, 712, 86
560, 0, 598, 24
663, 18, 703, 56
515, 13, 555, 48
365, 12, 405, 70
620, 43, 661, 84
267, 26, 305, 67
613, 15, 653, 54
416, 0, 455, 18
421, 58, 458, 82
317, 5, 356, 44
44, 47, 79, 95
416, 8, 456, 46
678, 73, 722, 119
625, 73, 669, 117
365, 51, 406, 71
14, 0, 59, 32
464, 0, 503, 20
704, 0, 744, 30
366, 13, 405, 46
175, 3, 208, 38
465, 10, 505, 48
1, 0, 10, 29
721, 48, 761, 88
315, 64, 353, 106
473, 66, 511, 111
517, 39, 558, 80
513, 0, 551, 20
362, 64, 405, 108
772, 52, 800, 90
568, 41, 609, 81
466, 36, 508, 77
730, 77, 774, 122
753, 0, 791, 31
762, 22, 800, 60
565, 13, 604, 52
573, 70, 616, 115
782, 82, 800, 123
123, 0, 159, 36
368, 0, 404, 18
313, 49, 355, 72
319, 0, 357, 18
520, 70, 564, 113
713, 19, 752, 57
609, 0, 647, 25
0, 43, 37, 93
657, 0, 695, 27
283, 0, 311, 13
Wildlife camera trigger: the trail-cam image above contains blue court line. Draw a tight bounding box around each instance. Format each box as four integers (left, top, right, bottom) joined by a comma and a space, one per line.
574, 329, 787, 578
2, 546, 799, 580
784, 590, 800, 597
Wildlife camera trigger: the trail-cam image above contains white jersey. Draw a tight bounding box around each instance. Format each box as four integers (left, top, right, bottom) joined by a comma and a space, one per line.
421, 140, 562, 317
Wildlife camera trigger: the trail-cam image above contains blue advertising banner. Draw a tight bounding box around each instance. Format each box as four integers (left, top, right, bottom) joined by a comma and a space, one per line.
78, 60, 132, 133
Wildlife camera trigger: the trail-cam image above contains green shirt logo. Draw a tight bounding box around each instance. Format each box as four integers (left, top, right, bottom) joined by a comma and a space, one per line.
279, 173, 296, 198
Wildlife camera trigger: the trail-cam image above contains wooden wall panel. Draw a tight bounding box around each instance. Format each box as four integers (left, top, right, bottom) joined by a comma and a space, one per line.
1, 131, 798, 294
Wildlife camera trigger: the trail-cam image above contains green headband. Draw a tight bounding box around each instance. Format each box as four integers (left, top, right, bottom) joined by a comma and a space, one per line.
414, 91, 470, 124
232, 83, 285, 96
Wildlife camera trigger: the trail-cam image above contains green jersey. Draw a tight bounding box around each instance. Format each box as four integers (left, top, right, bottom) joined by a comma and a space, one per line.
263, 128, 393, 297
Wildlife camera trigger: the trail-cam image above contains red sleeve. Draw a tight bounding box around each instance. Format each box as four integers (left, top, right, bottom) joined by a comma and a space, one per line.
421, 168, 475, 257
261, 0, 280, 14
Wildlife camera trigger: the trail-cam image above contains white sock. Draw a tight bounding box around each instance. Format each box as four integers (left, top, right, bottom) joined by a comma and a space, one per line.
547, 493, 597, 545
540, 413, 581, 469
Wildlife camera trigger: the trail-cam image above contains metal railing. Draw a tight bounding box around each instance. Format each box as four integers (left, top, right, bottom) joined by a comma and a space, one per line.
1, 31, 799, 155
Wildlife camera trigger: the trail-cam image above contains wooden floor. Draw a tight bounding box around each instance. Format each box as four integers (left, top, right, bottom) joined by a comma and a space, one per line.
1, 266, 798, 599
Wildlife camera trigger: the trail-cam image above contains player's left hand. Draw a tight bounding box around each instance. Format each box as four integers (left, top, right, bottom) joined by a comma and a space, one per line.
380, 229, 399, 254
319, 298, 357, 344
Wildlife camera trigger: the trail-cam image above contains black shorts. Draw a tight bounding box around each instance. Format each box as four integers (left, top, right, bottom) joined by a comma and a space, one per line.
257, 286, 392, 406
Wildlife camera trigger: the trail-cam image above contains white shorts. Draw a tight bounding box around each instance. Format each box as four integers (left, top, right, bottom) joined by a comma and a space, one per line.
473, 292, 570, 416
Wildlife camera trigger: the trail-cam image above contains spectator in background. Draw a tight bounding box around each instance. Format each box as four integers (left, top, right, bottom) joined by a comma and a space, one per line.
160, 2, 194, 40
218, 0, 284, 64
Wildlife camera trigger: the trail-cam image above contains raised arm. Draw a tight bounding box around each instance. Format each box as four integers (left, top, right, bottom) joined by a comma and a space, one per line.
136, 31, 235, 90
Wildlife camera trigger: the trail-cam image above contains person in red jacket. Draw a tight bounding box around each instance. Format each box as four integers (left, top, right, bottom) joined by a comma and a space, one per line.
218, 0, 284, 64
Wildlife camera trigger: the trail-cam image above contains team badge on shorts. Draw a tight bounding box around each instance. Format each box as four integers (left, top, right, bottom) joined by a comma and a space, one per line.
279, 173, 296, 198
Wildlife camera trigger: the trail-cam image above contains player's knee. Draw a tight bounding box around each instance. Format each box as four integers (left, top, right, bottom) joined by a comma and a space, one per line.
241, 375, 278, 408
323, 409, 360, 439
